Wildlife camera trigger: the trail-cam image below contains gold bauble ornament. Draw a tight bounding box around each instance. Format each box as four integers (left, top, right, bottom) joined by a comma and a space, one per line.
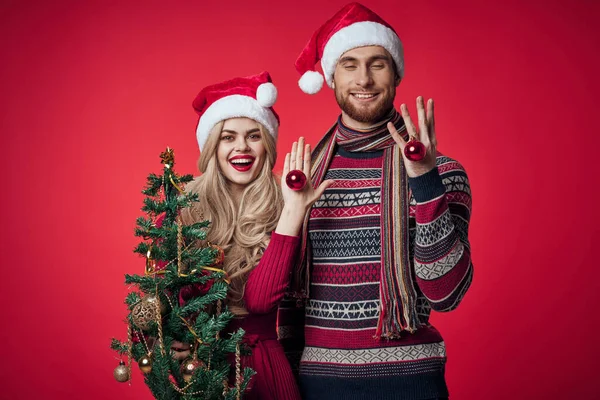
131, 302, 154, 331
131, 295, 166, 330
181, 358, 205, 382
113, 360, 130, 383
138, 354, 153, 374
144, 294, 168, 315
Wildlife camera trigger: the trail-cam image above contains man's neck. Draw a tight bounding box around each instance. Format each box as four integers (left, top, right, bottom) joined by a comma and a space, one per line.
340, 109, 396, 132
341, 112, 377, 131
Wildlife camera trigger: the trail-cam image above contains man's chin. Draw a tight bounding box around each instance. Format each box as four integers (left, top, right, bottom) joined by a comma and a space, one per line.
344, 104, 391, 124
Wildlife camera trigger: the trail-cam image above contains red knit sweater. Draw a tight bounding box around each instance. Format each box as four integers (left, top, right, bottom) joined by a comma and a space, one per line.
234, 232, 302, 400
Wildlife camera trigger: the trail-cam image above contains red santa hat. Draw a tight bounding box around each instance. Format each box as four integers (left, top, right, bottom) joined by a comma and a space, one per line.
295, 2, 404, 94
192, 71, 279, 151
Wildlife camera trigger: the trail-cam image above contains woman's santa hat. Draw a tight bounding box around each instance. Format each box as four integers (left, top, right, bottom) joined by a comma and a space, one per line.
192, 71, 279, 151
295, 2, 404, 94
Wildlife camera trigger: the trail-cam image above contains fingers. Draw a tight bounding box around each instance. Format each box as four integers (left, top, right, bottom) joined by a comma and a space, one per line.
401, 98, 436, 148
171, 349, 191, 360
290, 140, 298, 171
170, 341, 191, 361
427, 98, 437, 147
290, 137, 308, 172
303, 143, 311, 176
400, 104, 417, 140
296, 137, 305, 171
387, 122, 406, 150
170, 341, 190, 350
313, 179, 335, 202
283, 152, 291, 176
416, 96, 430, 147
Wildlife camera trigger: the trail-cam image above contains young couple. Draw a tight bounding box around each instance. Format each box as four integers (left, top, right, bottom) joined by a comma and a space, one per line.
174, 3, 474, 400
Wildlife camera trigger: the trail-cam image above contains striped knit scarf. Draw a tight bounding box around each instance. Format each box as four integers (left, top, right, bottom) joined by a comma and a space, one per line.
293, 109, 420, 337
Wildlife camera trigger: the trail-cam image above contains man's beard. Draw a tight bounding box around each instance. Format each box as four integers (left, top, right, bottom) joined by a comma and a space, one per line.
335, 87, 395, 125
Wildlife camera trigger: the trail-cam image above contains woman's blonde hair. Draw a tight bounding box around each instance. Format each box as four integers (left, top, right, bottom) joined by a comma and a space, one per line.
182, 119, 282, 315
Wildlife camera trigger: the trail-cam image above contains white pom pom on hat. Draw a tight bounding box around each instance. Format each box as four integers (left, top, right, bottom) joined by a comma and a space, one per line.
298, 71, 324, 95
256, 82, 278, 107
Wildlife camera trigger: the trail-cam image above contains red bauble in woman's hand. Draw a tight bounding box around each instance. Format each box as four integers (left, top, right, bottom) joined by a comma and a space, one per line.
285, 170, 307, 191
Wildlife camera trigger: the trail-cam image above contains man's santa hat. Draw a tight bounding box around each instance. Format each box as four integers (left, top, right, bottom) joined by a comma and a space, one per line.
192, 71, 279, 151
295, 2, 404, 94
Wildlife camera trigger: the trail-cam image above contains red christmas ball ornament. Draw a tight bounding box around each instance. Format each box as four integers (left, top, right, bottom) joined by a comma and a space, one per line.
181, 358, 205, 382
285, 170, 307, 191
404, 139, 426, 161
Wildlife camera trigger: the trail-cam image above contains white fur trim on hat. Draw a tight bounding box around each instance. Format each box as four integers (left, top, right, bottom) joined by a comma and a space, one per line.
298, 70, 325, 94
256, 82, 278, 107
196, 95, 279, 151
321, 21, 404, 88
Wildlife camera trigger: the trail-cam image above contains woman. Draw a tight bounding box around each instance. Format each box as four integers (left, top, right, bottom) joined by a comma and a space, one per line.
174, 72, 333, 400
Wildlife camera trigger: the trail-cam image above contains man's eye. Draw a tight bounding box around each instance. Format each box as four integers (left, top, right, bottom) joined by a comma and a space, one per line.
371, 64, 384, 69
344, 65, 357, 70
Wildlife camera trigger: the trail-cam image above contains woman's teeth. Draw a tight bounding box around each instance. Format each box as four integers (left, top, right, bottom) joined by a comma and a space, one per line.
230, 158, 254, 171
230, 159, 253, 165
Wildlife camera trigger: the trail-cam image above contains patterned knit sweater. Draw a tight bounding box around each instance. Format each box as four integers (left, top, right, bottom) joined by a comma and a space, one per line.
296, 144, 473, 400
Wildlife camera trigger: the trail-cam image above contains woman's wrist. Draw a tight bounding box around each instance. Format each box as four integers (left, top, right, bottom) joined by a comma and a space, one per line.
274, 205, 307, 236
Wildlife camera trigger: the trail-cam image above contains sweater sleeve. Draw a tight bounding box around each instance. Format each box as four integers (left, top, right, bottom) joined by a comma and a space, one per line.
408, 155, 474, 312
243, 232, 300, 314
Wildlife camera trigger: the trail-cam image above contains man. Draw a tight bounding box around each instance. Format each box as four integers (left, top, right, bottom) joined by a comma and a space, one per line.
278, 3, 474, 400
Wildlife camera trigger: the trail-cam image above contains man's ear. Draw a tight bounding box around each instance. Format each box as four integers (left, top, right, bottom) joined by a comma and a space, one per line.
395, 74, 401, 87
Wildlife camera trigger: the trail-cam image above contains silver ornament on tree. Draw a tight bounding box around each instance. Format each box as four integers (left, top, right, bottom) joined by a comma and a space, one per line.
113, 360, 130, 383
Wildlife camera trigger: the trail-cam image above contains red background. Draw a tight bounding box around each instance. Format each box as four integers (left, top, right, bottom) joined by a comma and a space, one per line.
2, 1, 599, 398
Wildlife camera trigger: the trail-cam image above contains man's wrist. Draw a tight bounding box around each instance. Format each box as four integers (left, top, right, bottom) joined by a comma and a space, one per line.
408, 167, 445, 203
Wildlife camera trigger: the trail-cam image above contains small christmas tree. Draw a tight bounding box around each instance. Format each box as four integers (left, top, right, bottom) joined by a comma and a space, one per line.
111, 148, 253, 400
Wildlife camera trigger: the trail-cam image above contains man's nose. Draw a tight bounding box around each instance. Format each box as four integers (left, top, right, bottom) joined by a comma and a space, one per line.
355, 66, 374, 87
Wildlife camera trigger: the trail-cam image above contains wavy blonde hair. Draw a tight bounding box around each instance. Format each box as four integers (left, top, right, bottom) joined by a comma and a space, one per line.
182, 120, 282, 316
